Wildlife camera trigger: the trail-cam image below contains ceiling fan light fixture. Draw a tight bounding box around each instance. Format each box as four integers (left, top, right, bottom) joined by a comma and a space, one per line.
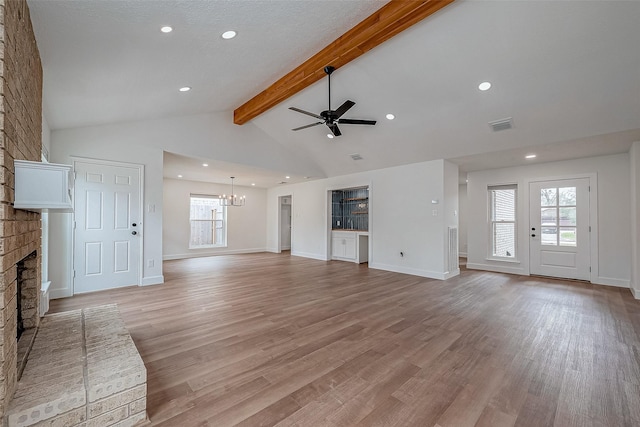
289, 65, 376, 137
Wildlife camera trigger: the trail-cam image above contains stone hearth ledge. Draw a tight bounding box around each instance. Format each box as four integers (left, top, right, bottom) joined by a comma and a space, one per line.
5, 304, 148, 427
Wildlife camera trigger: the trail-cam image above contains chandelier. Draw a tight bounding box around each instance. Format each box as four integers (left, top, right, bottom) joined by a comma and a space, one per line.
220, 176, 245, 207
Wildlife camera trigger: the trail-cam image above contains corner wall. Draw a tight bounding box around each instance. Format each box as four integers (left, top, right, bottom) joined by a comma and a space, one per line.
162, 178, 267, 259
0, 0, 43, 416
631, 142, 640, 298
266, 159, 458, 280
466, 153, 631, 288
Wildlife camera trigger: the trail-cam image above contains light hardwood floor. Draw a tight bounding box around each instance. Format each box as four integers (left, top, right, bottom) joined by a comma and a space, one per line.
50, 253, 640, 426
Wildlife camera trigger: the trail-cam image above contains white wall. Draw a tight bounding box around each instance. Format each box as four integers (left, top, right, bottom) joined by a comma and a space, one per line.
42, 114, 51, 161
163, 178, 267, 259
266, 159, 458, 280
631, 142, 640, 298
458, 183, 468, 257
467, 153, 631, 288
48, 125, 165, 297
46, 110, 325, 297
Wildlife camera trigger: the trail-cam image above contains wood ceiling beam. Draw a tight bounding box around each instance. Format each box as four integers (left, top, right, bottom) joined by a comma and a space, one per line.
233, 0, 455, 125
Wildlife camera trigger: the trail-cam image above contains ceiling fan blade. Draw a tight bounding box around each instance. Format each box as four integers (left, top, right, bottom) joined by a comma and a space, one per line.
289, 107, 323, 120
328, 123, 342, 137
333, 100, 355, 118
338, 118, 377, 125
292, 121, 324, 131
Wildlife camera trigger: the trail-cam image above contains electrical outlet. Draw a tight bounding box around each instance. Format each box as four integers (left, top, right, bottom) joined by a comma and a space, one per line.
432, 209, 438, 216
147, 259, 154, 268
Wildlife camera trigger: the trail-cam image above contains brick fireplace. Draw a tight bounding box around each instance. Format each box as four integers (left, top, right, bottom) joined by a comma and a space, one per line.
0, 0, 44, 421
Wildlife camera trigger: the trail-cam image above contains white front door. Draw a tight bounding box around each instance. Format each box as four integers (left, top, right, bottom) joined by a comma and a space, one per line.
529, 178, 590, 280
73, 160, 142, 293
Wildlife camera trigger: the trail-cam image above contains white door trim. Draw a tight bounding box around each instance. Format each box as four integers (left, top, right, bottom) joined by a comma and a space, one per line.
71, 156, 145, 293
277, 195, 292, 253
526, 173, 598, 282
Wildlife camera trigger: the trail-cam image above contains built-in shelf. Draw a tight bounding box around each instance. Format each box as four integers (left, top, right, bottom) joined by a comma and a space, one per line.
332, 186, 368, 232
14, 160, 74, 212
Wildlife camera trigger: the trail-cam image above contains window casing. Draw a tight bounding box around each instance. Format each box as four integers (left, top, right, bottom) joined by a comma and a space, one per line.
189, 195, 227, 248
489, 185, 517, 259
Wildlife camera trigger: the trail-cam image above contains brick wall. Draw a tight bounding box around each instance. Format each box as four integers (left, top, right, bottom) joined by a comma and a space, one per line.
0, 0, 43, 419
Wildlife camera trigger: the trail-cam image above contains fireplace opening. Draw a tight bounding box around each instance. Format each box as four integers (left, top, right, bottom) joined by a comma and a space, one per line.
16, 251, 38, 342
16, 278, 24, 340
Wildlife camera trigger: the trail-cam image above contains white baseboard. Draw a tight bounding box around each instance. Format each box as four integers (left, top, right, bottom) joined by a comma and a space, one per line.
631, 287, 640, 300
163, 248, 267, 261
459, 252, 468, 258
291, 251, 328, 261
591, 276, 630, 289
141, 275, 164, 286
443, 269, 460, 280
466, 262, 526, 276
368, 262, 448, 280
50, 287, 73, 300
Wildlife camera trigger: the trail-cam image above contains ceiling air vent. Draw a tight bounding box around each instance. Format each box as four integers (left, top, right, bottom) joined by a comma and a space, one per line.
350, 153, 363, 161
488, 117, 513, 132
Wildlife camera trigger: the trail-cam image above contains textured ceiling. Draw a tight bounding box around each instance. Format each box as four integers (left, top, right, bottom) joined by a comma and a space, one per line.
28, 0, 640, 185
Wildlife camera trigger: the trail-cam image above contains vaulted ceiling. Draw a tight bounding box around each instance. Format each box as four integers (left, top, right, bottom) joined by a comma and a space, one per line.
28, 0, 640, 186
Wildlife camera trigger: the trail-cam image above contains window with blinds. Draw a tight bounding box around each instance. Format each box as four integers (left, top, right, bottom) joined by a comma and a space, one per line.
489, 185, 517, 258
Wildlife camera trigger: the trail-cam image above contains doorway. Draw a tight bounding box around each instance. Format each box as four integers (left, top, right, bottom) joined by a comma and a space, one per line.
73, 158, 144, 293
279, 195, 292, 252
529, 178, 591, 280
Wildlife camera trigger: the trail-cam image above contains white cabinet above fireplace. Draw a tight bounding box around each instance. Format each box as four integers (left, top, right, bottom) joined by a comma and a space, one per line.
13, 160, 74, 212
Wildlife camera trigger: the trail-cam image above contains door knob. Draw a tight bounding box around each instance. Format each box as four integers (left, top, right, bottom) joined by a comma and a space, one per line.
531, 234, 536, 237
531, 227, 535, 231
132, 231, 138, 235
132, 223, 137, 227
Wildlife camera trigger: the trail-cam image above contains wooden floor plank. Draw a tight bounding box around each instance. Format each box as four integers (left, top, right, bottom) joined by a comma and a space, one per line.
48, 252, 640, 426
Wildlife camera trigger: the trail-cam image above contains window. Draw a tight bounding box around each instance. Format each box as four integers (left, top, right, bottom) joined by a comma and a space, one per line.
489, 185, 517, 258
540, 186, 577, 247
189, 195, 226, 248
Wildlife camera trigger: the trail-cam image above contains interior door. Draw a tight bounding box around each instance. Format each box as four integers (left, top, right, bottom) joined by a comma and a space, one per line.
73, 160, 141, 293
529, 178, 590, 280
281, 203, 291, 250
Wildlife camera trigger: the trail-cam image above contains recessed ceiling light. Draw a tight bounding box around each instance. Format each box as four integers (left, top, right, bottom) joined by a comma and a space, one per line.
386, 113, 395, 120
202, 163, 208, 167
478, 81, 492, 91
177, 174, 183, 178
327, 134, 334, 139
525, 154, 537, 159
285, 176, 290, 179
179, 86, 191, 92
161, 26, 173, 33
221, 30, 237, 40
251, 183, 255, 186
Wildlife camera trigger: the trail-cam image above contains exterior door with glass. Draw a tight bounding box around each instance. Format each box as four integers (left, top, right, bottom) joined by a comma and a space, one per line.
529, 178, 590, 280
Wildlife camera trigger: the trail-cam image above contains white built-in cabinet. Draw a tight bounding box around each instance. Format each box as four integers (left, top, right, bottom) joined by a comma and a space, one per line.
331, 231, 368, 263
13, 160, 74, 212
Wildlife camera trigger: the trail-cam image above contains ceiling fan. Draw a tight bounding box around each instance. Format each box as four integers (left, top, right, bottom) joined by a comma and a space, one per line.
289, 66, 376, 137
